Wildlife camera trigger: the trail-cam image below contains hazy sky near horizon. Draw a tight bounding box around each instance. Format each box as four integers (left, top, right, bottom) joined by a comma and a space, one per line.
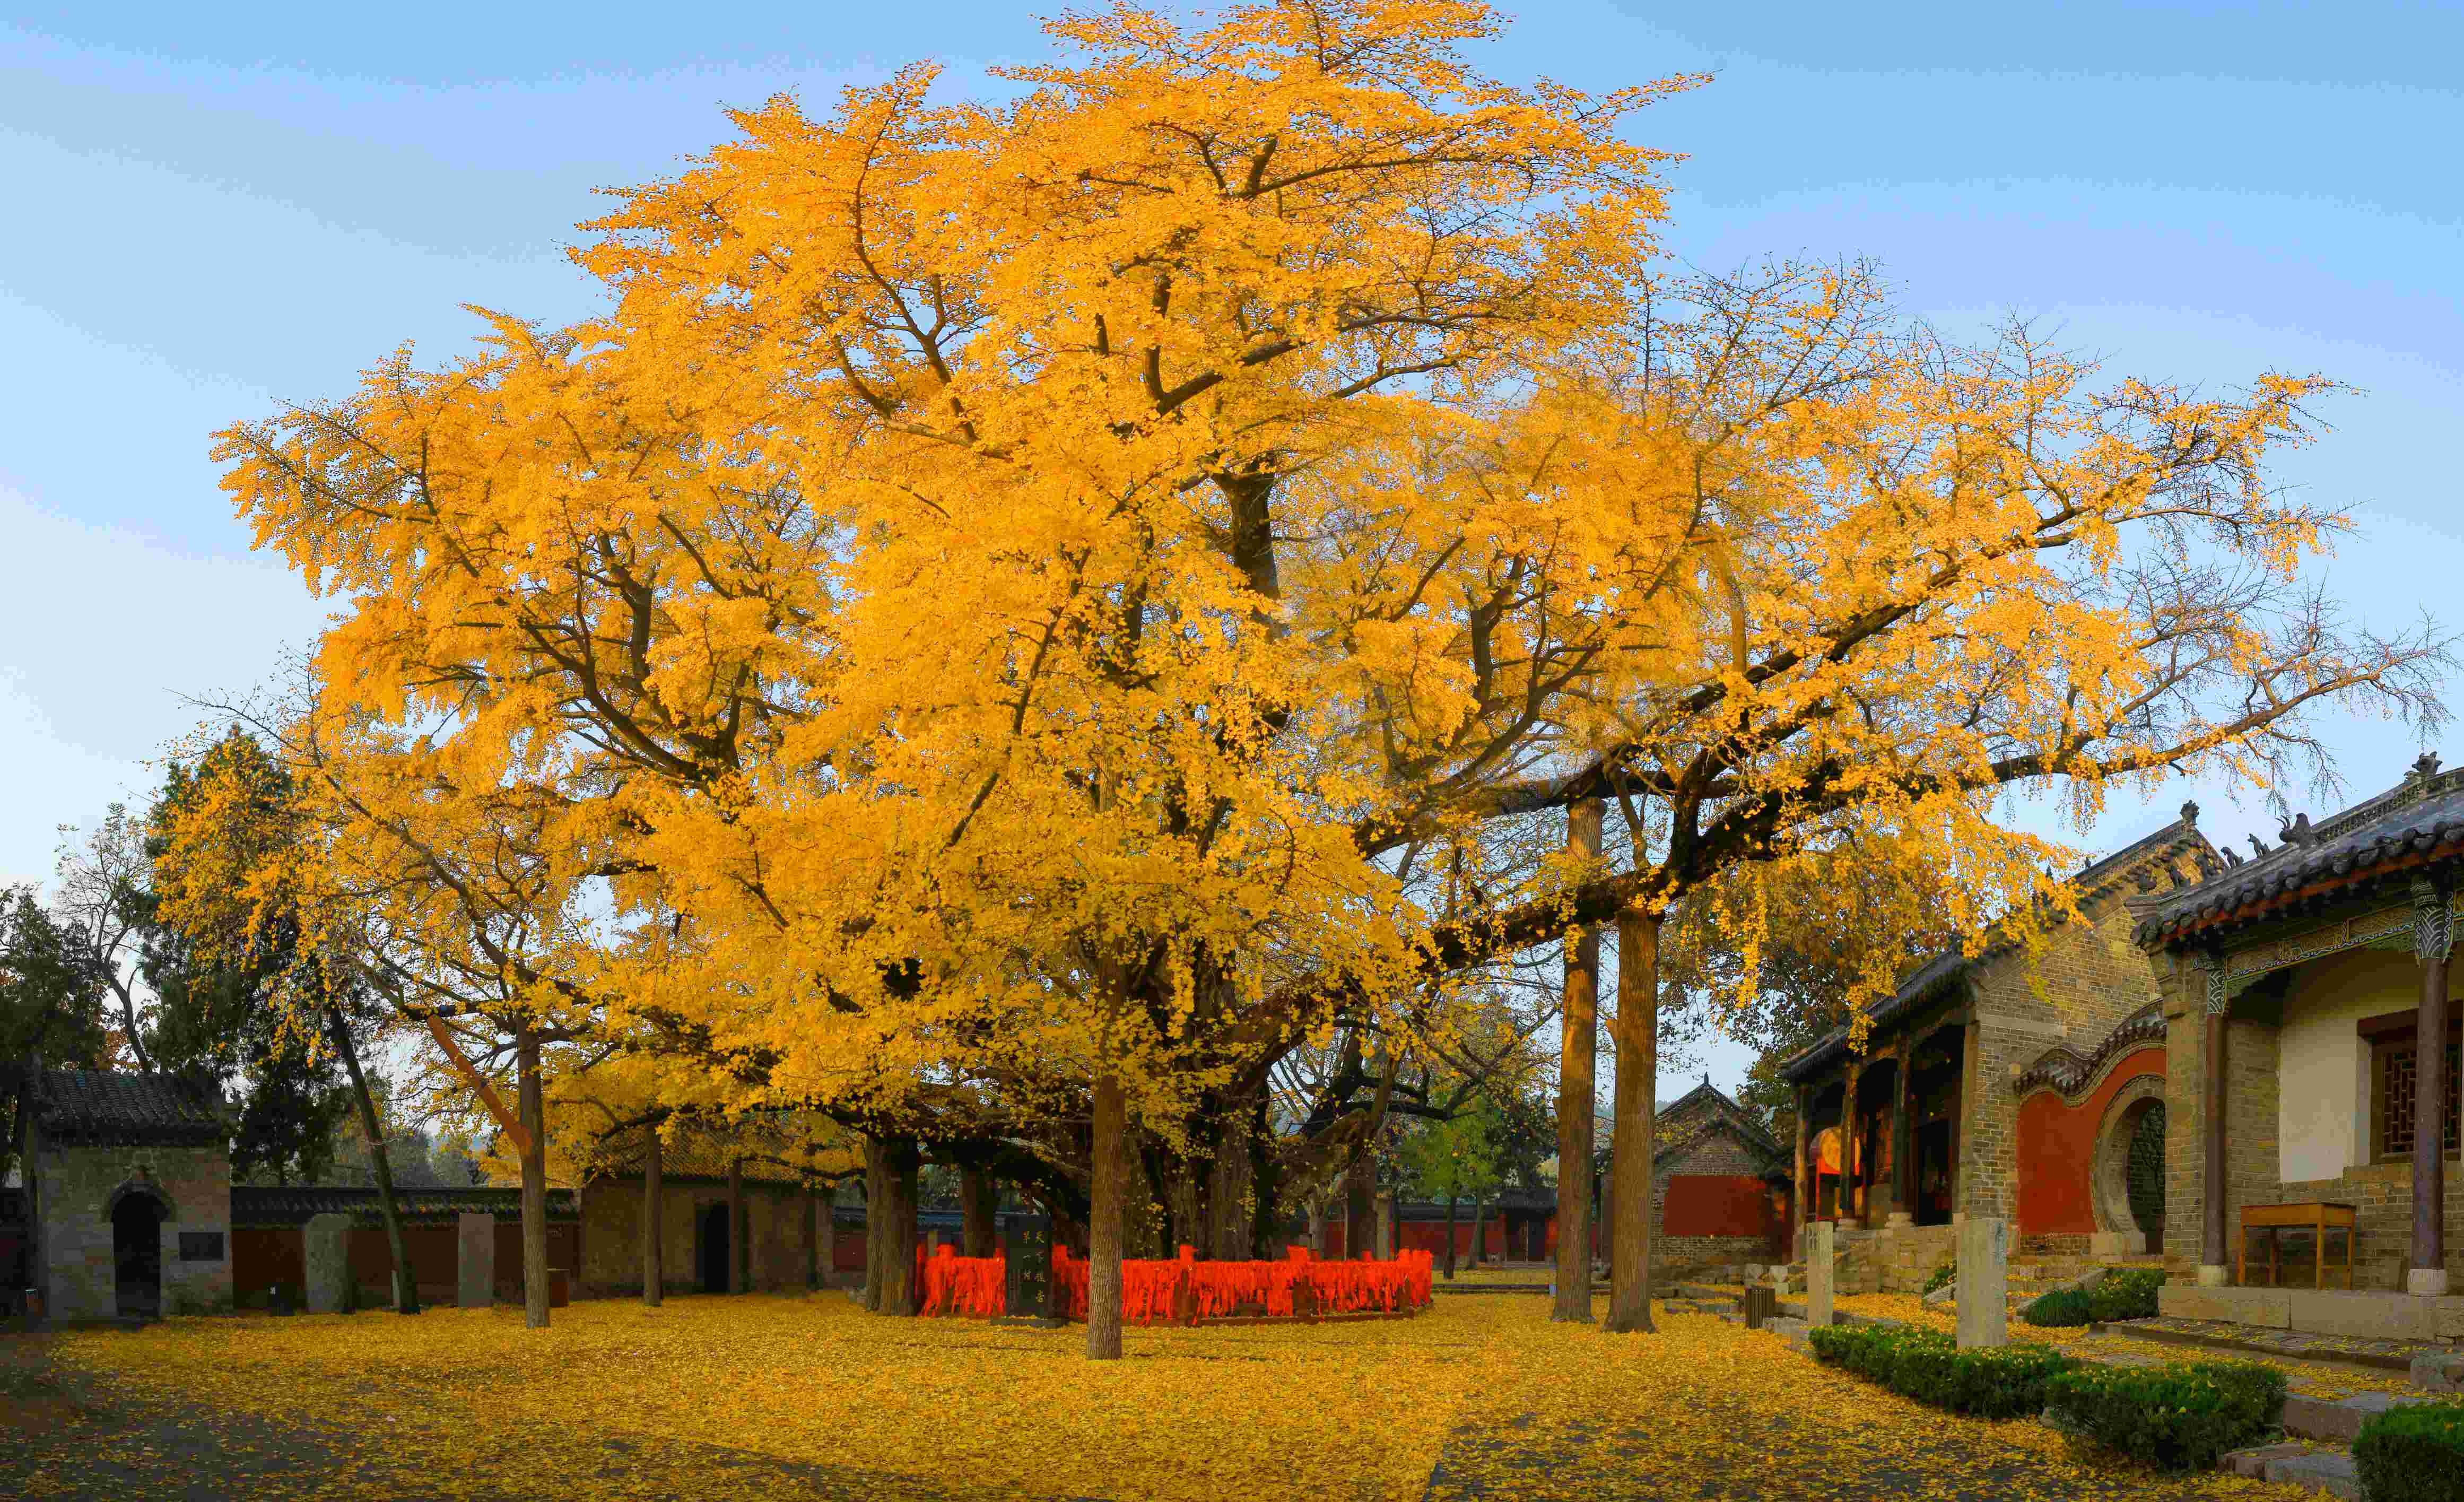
4, 2, 2458, 1094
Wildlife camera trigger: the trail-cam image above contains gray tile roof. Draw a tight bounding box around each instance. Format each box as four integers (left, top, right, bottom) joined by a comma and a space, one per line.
2131, 758, 2464, 947
1782, 814, 2209, 1083
33, 1069, 226, 1148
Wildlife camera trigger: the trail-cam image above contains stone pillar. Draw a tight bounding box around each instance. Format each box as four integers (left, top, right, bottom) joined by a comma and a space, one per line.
2412, 879, 2452, 1297
1807, 1219, 1835, 1329
642, 1129, 663, 1307
1955, 1215, 2007, 1349
1840, 1063, 1860, 1226
1888, 1053, 1914, 1228
1955, 1013, 1980, 1222
304, 1213, 353, 1314
2198, 951, 2231, 1287
457, 1212, 495, 1308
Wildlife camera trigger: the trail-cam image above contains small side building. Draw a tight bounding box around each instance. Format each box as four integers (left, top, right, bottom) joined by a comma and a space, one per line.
18, 1068, 233, 1319
1647, 1078, 1791, 1278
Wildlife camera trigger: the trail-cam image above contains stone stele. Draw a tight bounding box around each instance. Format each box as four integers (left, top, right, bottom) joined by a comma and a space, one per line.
1956, 1215, 2009, 1349
1807, 1220, 1835, 1330
458, 1212, 495, 1308
303, 1212, 353, 1315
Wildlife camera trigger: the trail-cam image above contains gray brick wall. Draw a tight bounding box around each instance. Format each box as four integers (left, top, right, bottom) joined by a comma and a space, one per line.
30, 1127, 232, 1319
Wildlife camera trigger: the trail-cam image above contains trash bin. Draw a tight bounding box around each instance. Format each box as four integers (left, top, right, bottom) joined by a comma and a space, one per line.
1743, 1285, 1778, 1329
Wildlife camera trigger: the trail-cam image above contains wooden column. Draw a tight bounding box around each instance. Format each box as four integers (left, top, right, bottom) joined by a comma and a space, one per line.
1840, 1062, 1860, 1226
2199, 952, 2230, 1277
1792, 1086, 1810, 1241
2413, 879, 2452, 1295
1891, 1049, 1915, 1223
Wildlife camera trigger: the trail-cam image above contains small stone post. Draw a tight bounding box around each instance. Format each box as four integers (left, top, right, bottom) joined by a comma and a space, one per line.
1807, 1219, 1834, 1329
1956, 1215, 2008, 1349
304, 1213, 353, 1314
457, 1212, 495, 1308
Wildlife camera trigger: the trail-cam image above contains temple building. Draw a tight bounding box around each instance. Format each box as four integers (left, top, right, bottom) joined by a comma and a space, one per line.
2133, 752, 2464, 1341
1776, 808, 2215, 1289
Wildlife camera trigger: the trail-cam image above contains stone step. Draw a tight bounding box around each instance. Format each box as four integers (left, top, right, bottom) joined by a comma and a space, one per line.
2217, 1444, 2357, 1500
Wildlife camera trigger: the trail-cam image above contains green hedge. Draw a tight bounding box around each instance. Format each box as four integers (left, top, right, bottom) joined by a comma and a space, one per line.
1922, 1262, 1955, 1295
2087, 1267, 2165, 1323
2042, 1359, 2286, 1471
2022, 1288, 2095, 1327
1806, 1324, 2077, 1420
2353, 1397, 2464, 1502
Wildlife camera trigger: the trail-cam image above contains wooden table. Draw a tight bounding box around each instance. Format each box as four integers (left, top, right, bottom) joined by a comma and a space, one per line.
2238, 1202, 2356, 1289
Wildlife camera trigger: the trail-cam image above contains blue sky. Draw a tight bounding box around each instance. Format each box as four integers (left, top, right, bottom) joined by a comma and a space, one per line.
4, 2, 2458, 1094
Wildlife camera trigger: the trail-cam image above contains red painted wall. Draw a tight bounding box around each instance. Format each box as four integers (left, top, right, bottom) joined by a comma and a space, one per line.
2016, 1046, 2163, 1238
1662, 1175, 1772, 1238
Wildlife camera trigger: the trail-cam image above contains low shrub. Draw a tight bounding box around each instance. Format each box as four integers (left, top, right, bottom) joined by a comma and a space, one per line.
2022, 1288, 2095, 1327
2352, 1396, 2464, 1502
2043, 1359, 2286, 1471
1807, 1324, 2077, 1420
2087, 1267, 2165, 1323
1921, 1262, 1955, 1295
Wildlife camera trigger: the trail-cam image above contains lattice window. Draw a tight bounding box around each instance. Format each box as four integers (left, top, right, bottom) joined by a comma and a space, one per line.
2377, 1039, 2463, 1160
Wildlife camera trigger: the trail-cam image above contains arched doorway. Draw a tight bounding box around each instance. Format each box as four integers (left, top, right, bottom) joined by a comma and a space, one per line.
112, 1194, 168, 1320
2125, 1102, 2167, 1253
696, 1202, 731, 1293
2092, 1077, 2167, 1255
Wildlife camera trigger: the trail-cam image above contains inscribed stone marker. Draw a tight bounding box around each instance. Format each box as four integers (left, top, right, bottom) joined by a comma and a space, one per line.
304, 1213, 352, 1315
458, 1212, 495, 1309
1002, 1213, 1053, 1319
1808, 1220, 1834, 1329
1956, 1216, 2008, 1349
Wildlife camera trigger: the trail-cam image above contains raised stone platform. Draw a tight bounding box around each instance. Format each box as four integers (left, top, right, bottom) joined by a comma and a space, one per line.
2157, 1283, 2464, 1343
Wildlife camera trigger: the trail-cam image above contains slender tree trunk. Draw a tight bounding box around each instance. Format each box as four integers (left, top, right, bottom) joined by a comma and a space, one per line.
325, 1004, 417, 1314
1088, 1073, 1128, 1360
1606, 905, 1660, 1333
1442, 1195, 1458, 1280
1468, 1196, 1486, 1268
961, 1165, 997, 1258
1377, 1192, 1396, 1259
642, 1127, 664, 1307
1554, 799, 1602, 1323
517, 1028, 549, 1329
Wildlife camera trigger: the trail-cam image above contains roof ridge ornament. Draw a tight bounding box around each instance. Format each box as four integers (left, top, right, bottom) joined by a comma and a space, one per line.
2278, 812, 2319, 848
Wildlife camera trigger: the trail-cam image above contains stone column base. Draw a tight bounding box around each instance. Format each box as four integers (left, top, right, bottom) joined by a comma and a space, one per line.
1885, 1212, 1913, 1229
2197, 1263, 2231, 1288
2408, 1267, 2452, 1297
2089, 1229, 2147, 1257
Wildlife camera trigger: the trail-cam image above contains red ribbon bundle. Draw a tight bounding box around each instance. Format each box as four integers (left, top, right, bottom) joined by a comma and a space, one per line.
1016, 1245, 1431, 1324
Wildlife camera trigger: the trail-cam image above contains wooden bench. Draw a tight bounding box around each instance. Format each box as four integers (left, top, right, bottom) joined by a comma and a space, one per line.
2238, 1202, 2356, 1289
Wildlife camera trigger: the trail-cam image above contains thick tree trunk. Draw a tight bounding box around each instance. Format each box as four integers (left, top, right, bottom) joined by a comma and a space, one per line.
1442, 1196, 1458, 1280
805, 1182, 821, 1290
1344, 1152, 1375, 1258
1206, 1124, 1252, 1261
1606, 906, 1659, 1333
961, 1165, 998, 1258
1087, 1073, 1128, 1360
1167, 1157, 1204, 1256
865, 1134, 921, 1315
728, 1157, 746, 1292
1554, 799, 1602, 1323
861, 1144, 884, 1310
517, 1029, 549, 1330
642, 1126, 664, 1307
325, 1004, 417, 1315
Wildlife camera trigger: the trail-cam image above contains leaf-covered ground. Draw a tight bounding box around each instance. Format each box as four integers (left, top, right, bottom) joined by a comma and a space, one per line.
6, 1293, 2324, 1500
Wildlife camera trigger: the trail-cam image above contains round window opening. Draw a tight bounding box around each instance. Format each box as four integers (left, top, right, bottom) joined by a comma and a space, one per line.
2125, 1102, 2166, 1238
